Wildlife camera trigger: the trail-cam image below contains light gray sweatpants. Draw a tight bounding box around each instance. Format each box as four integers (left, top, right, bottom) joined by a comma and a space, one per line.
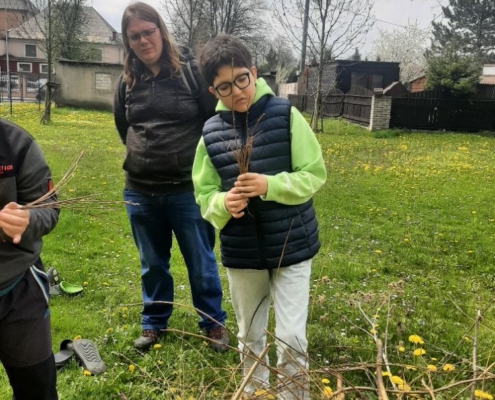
227, 259, 312, 400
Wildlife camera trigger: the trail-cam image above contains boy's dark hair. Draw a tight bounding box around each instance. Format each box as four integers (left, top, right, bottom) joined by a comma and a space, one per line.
199, 33, 253, 86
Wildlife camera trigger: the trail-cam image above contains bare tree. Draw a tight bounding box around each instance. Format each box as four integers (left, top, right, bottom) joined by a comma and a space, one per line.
162, 0, 205, 48
275, 0, 374, 131
14, 0, 89, 124
162, 0, 268, 51
372, 21, 430, 83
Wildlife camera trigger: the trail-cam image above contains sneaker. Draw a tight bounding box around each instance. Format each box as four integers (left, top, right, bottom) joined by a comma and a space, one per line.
134, 329, 161, 350
46, 267, 60, 286
206, 326, 229, 352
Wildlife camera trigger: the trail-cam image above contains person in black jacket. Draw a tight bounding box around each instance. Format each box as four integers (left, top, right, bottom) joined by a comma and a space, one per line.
0, 119, 59, 400
113, 1, 227, 352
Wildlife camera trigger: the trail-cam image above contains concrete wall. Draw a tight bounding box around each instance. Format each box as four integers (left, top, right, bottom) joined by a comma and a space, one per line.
55, 60, 123, 111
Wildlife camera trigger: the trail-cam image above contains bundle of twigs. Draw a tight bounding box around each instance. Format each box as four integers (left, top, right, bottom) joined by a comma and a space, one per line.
20, 151, 137, 210
231, 113, 264, 175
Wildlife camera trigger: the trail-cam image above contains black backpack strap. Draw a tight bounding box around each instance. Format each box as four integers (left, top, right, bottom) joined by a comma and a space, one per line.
179, 60, 200, 99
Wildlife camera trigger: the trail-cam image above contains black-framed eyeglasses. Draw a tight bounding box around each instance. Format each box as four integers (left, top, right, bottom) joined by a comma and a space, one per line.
128, 27, 159, 44
214, 72, 251, 97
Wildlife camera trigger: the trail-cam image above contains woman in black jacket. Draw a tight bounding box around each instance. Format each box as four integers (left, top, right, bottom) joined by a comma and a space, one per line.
113, 2, 227, 352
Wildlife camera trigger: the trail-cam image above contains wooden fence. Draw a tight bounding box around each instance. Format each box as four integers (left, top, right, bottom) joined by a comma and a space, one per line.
289, 86, 372, 125
391, 91, 495, 131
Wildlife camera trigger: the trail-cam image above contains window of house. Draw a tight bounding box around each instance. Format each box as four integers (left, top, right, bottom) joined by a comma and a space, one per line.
89, 48, 103, 62
25, 44, 37, 58
17, 62, 32, 73
371, 74, 383, 89
351, 72, 368, 88
40, 64, 49, 74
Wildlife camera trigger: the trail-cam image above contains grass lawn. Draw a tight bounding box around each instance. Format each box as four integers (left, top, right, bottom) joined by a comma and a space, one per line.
1, 104, 495, 399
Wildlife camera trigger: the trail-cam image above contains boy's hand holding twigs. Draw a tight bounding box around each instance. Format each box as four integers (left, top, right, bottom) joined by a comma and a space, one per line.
224, 188, 248, 218
0, 202, 30, 244
234, 173, 267, 198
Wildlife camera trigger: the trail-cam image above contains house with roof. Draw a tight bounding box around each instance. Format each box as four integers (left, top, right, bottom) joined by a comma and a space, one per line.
0, 0, 37, 32
0, 5, 123, 76
407, 65, 495, 99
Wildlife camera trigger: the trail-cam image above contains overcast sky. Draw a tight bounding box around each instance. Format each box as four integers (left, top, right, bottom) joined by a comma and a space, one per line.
94, 0, 445, 56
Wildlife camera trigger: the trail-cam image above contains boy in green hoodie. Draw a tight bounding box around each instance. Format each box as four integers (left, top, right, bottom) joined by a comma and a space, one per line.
192, 33, 326, 399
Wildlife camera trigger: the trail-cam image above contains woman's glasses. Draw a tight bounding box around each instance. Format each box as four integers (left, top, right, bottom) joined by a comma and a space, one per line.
214, 72, 251, 97
128, 27, 159, 44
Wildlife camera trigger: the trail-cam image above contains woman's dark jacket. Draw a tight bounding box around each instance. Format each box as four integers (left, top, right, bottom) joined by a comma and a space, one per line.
113, 48, 216, 195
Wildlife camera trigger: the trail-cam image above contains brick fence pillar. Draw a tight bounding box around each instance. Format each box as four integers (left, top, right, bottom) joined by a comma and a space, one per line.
369, 89, 392, 131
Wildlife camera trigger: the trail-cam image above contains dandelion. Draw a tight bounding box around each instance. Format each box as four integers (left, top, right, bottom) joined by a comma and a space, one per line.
323, 386, 333, 398
128, 364, 135, 372
83, 281, 89, 286
390, 376, 403, 385
153, 344, 162, 350
427, 365, 437, 372
321, 378, 330, 384
73, 335, 82, 341
463, 335, 472, 343
105, 328, 113, 334
83, 370, 91, 376
398, 383, 411, 391
405, 365, 416, 370
408, 334, 424, 345
443, 364, 455, 372
474, 390, 493, 400
375, 250, 382, 254
382, 371, 391, 377
413, 348, 426, 356
397, 345, 405, 352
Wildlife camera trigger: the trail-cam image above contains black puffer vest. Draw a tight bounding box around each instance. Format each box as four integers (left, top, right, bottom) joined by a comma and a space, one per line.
203, 95, 320, 269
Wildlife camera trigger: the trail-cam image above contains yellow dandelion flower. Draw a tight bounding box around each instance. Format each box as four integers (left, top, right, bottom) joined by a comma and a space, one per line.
390, 376, 404, 385
267, 396, 275, 400
463, 336, 472, 343
443, 364, 455, 372
83, 370, 91, 376
106, 328, 113, 334
382, 371, 391, 377
414, 348, 426, 356
475, 389, 494, 400
408, 334, 424, 345
73, 335, 82, 341
128, 364, 135, 372
83, 282, 89, 286
405, 365, 416, 370
323, 386, 333, 398
153, 344, 162, 349
213, 391, 218, 396
398, 346, 405, 352
375, 249, 382, 254
427, 365, 437, 372
321, 378, 330, 384
398, 383, 411, 391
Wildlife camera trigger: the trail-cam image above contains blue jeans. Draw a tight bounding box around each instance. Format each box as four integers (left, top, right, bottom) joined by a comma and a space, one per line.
123, 188, 226, 331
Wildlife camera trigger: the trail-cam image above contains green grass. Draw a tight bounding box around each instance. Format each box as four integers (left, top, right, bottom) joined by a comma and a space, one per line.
1, 104, 495, 399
